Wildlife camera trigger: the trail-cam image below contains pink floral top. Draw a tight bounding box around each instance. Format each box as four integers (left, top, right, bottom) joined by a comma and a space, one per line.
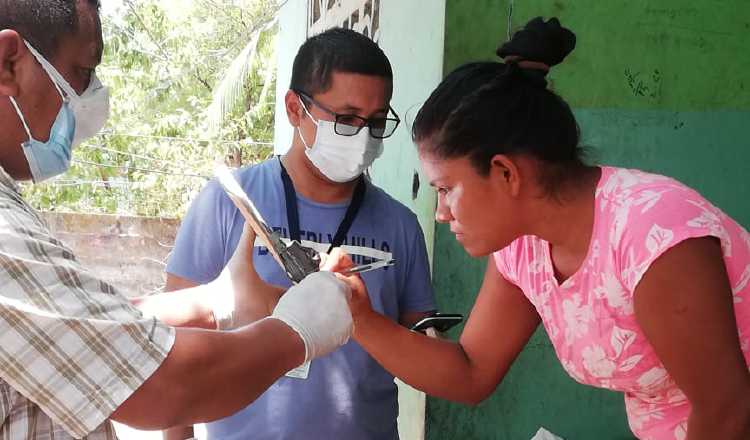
494, 167, 750, 440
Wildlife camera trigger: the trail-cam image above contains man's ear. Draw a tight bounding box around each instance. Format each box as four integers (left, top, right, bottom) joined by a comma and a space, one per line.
285, 90, 304, 127
489, 154, 522, 197
0, 30, 24, 97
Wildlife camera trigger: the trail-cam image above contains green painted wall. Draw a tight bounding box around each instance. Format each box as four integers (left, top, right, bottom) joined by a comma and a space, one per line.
429, 1, 750, 439
577, 110, 750, 226
444, 0, 750, 111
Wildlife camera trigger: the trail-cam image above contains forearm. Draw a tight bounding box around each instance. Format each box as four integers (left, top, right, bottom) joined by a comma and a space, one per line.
113, 318, 304, 429
135, 281, 286, 330
134, 286, 216, 329
234, 284, 285, 326
163, 426, 193, 440
354, 311, 493, 404
173, 318, 304, 423
687, 403, 750, 440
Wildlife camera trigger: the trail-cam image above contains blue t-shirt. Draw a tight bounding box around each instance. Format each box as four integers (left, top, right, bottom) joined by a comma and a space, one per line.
167, 158, 436, 440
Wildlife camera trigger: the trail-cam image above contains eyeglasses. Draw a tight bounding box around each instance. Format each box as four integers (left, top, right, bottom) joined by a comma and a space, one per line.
295, 90, 401, 139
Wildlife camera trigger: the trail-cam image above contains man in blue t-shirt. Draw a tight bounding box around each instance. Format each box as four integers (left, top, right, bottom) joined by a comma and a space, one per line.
164, 28, 436, 440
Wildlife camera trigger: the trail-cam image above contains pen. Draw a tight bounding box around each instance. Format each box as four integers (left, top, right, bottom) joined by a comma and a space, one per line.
341, 259, 396, 275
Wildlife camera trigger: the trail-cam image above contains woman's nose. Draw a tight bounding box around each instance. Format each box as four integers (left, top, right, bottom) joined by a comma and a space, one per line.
435, 198, 454, 224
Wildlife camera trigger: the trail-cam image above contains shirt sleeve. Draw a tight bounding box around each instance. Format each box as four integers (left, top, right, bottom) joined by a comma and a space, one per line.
493, 241, 519, 286
0, 303, 174, 437
0, 224, 175, 437
397, 216, 437, 313
167, 178, 235, 284
615, 185, 731, 293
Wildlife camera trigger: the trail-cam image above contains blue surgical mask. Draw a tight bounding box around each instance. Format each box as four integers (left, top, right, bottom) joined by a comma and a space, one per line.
24, 41, 110, 147
8, 93, 76, 183
6, 40, 93, 183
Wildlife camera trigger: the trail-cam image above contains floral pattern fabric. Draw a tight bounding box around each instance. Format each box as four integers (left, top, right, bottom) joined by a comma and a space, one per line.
494, 167, 750, 439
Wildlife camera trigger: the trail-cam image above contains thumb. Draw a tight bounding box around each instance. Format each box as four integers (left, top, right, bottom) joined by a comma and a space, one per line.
334, 272, 365, 301
238, 222, 257, 255
228, 222, 258, 274
321, 247, 355, 272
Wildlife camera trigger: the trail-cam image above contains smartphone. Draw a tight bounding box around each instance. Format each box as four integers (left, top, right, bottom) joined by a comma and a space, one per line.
410, 313, 464, 333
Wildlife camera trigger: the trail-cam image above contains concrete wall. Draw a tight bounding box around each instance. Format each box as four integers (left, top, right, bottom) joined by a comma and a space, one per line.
43, 212, 178, 297
428, 1, 750, 439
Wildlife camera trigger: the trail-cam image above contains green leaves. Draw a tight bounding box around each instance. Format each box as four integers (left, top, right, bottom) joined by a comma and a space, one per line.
23, 0, 278, 218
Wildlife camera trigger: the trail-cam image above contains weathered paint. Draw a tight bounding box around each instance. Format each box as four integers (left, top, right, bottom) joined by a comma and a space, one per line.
369, 0, 445, 260
430, 1, 750, 439
578, 109, 750, 226
444, 0, 750, 110
273, 0, 308, 155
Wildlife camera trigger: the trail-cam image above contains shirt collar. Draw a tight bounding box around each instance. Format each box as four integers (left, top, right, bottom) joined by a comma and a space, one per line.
0, 166, 21, 194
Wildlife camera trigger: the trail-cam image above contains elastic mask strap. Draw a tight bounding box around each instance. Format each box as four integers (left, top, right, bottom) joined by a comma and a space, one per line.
23, 40, 73, 101
296, 126, 311, 149
8, 97, 34, 141
298, 97, 319, 126
297, 97, 319, 149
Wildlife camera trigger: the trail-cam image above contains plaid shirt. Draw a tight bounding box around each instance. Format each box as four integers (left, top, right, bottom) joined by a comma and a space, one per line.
0, 169, 175, 439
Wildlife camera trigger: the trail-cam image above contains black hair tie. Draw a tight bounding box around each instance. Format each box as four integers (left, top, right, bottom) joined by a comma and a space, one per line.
505, 60, 548, 88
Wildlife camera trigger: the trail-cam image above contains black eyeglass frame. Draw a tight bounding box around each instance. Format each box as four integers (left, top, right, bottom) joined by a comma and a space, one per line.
294, 89, 401, 139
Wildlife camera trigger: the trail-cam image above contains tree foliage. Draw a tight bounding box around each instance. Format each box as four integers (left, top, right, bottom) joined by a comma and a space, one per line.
22, 0, 279, 218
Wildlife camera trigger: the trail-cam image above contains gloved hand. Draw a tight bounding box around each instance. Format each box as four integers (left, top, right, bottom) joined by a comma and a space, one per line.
270, 271, 353, 363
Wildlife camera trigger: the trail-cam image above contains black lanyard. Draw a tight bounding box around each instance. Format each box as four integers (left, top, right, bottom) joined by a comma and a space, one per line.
279, 157, 366, 253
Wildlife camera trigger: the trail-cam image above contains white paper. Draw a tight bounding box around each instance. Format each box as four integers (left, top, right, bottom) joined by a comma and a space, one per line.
530, 427, 565, 440
285, 360, 311, 379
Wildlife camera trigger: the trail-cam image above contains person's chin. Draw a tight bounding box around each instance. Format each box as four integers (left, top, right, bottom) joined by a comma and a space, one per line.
454, 234, 492, 258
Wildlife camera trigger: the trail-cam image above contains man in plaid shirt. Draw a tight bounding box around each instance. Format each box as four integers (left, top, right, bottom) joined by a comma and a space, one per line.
0, 1, 356, 438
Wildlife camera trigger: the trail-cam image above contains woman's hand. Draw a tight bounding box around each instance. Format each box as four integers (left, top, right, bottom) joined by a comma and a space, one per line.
320, 247, 375, 326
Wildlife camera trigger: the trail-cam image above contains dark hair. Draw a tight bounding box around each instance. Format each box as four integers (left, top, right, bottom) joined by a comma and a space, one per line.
290, 27, 393, 95
413, 17, 586, 196
0, 0, 100, 60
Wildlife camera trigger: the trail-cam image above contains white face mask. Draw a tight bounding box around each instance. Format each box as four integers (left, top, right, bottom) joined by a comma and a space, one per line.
297, 98, 384, 183
25, 41, 110, 147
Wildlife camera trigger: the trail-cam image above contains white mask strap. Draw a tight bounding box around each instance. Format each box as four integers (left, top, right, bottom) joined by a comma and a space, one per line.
297, 97, 321, 149
296, 126, 312, 150
23, 40, 73, 101
298, 97, 320, 126
8, 97, 34, 140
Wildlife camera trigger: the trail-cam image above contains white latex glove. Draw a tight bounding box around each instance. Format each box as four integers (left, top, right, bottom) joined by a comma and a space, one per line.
270, 271, 353, 363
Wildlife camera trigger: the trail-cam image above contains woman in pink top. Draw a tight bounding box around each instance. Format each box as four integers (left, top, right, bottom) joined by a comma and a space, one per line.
335, 17, 750, 439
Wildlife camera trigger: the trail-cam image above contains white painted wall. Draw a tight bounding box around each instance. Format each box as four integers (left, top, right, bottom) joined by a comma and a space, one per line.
273, 0, 308, 155
369, 0, 444, 259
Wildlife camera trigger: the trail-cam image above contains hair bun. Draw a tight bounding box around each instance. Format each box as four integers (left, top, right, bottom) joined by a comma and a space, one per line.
497, 17, 576, 69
